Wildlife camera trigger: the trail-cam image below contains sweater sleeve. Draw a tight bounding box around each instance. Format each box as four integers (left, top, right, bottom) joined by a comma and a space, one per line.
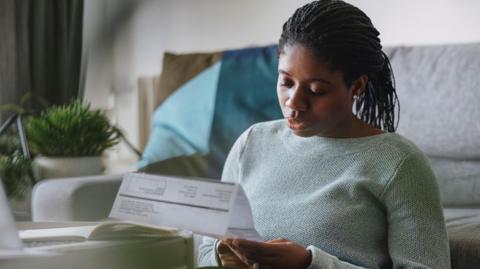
197, 236, 221, 267
305, 246, 368, 269
196, 126, 253, 267
380, 151, 450, 268
305, 151, 450, 269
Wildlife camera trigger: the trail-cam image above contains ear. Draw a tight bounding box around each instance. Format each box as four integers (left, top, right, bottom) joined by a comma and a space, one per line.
349, 75, 369, 97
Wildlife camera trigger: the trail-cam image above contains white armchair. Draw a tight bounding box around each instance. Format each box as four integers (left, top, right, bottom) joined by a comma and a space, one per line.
31, 174, 123, 221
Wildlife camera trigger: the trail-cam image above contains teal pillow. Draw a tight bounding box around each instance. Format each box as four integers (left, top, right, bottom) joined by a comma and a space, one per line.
139, 62, 221, 168
139, 44, 283, 179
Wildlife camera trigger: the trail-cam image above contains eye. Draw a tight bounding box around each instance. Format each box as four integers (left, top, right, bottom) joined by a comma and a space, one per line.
309, 88, 327, 96
279, 79, 293, 88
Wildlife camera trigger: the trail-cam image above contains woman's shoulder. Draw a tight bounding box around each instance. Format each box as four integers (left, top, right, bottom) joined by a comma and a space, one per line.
230, 119, 288, 158
375, 132, 428, 161
349, 132, 436, 184
249, 119, 287, 133
238, 119, 287, 143
372, 133, 435, 188
359, 132, 433, 182
230, 119, 286, 153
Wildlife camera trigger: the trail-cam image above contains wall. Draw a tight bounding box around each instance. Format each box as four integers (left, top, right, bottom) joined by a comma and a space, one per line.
82, 0, 480, 163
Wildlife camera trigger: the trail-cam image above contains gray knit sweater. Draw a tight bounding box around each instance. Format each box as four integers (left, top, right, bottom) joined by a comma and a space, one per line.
198, 119, 450, 269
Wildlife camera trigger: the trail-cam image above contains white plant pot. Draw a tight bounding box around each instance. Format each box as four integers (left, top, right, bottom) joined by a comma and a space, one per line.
33, 155, 104, 180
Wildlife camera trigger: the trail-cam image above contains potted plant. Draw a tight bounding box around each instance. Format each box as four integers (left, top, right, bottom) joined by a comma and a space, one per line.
26, 100, 121, 180
0, 131, 34, 220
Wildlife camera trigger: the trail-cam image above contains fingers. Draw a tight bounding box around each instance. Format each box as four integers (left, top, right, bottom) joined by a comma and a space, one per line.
217, 240, 234, 255
221, 237, 295, 266
225, 239, 281, 264
218, 253, 249, 269
231, 239, 277, 257
218, 247, 250, 268
228, 242, 257, 265
219, 238, 254, 266
266, 237, 290, 244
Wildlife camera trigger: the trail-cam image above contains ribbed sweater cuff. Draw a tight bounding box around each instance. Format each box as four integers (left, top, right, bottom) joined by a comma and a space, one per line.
213, 239, 222, 266
306, 245, 335, 269
306, 245, 366, 269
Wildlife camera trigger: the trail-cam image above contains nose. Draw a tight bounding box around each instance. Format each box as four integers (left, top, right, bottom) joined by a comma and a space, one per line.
285, 87, 308, 112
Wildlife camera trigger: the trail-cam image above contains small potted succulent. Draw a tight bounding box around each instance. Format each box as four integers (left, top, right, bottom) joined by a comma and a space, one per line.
26, 100, 120, 180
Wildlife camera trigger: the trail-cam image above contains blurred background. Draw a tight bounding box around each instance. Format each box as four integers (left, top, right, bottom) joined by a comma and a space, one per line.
2, 0, 480, 173
80, 0, 480, 165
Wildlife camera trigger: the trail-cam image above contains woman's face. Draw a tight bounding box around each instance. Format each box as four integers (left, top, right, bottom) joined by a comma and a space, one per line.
277, 43, 365, 137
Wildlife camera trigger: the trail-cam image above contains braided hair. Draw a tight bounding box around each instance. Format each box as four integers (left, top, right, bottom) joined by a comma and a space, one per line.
278, 0, 399, 132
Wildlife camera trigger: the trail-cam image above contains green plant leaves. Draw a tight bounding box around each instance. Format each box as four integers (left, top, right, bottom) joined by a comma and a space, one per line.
26, 100, 120, 157
0, 152, 32, 198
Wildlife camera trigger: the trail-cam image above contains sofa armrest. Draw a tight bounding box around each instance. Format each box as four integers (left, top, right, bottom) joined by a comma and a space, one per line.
31, 174, 123, 221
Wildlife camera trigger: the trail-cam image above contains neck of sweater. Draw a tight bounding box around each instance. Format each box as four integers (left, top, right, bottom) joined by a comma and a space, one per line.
280, 123, 394, 158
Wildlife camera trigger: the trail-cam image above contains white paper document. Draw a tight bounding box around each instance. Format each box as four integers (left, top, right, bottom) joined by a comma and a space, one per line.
109, 173, 262, 241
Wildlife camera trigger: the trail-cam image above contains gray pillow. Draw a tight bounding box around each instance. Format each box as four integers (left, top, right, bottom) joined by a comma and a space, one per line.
385, 43, 480, 160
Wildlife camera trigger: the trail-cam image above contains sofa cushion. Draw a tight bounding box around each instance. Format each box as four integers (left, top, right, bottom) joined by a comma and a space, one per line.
386, 43, 480, 160
139, 45, 283, 178
207, 45, 282, 177
156, 52, 223, 108
444, 208, 480, 269
139, 62, 222, 169
429, 157, 480, 206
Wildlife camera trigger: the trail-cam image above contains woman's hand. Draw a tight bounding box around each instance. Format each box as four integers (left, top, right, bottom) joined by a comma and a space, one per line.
221, 237, 312, 269
217, 239, 252, 269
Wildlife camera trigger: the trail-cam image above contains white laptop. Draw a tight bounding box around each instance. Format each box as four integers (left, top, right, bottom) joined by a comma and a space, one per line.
0, 182, 78, 258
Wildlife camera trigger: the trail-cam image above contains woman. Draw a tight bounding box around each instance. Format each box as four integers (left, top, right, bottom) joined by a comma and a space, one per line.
198, 0, 450, 268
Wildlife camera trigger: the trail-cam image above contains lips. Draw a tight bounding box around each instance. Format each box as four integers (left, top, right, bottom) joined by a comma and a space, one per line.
287, 118, 309, 131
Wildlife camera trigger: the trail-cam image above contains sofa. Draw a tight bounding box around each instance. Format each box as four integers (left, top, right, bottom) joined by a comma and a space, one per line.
32, 42, 480, 269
